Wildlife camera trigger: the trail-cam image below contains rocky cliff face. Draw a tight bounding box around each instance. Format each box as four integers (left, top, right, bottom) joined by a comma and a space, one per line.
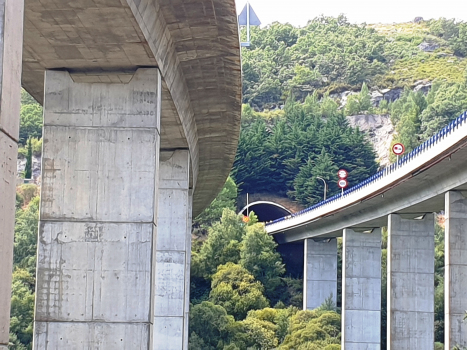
346, 114, 394, 168
17, 155, 42, 183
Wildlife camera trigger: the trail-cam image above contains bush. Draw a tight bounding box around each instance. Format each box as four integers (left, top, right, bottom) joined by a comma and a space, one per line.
16, 184, 38, 206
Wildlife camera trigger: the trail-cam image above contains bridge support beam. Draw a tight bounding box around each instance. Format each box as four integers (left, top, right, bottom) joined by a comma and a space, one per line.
154, 150, 192, 350
34, 69, 161, 349
387, 213, 434, 350
0, 0, 24, 347
303, 238, 337, 310
445, 191, 467, 349
342, 228, 381, 349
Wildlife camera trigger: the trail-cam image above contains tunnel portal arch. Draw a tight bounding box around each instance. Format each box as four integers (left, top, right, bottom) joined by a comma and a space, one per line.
240, 201, 292, 223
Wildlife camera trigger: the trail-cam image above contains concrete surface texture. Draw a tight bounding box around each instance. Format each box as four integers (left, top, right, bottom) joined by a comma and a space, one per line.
387, 213, 435, 350
445, 191, 467, 348
154, 150, 192, 350
303, 238, 337, 310
34, 69, 161, 349
0, 0, 24, 346
22, 0, 242, 216
342, 228, 381, 350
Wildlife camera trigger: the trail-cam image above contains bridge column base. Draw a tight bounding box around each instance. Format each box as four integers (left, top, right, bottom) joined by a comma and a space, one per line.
34, 69, 161, 349
0, 0, 24, 345
445, 191, 467, 349
154, 150, 192, 350
387, 213, 434, 350
342, 228, 381, 350
303, 238, 337, 310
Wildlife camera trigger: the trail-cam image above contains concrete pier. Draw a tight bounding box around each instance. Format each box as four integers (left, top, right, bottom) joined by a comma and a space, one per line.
0, 0, 24, 347
342, 228, 381, 350
34, 69, 161, 349
154, 150, 192, 350
303, 238, 337, 310
445, 191, 467, 349
387, 213, 435, 350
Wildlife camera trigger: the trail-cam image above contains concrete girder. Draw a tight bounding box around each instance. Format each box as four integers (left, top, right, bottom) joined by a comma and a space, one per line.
22, 0, 242, 216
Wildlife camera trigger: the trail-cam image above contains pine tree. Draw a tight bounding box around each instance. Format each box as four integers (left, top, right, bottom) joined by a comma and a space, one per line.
24, 138, 33, 179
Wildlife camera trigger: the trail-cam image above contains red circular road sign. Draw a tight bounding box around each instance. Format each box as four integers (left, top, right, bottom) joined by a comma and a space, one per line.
338, 179, 348, 189
338, 169, 348, 179
392, 143, 405, 156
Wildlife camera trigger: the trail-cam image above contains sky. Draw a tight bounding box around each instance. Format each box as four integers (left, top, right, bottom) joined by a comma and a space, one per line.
236, 0, 467, 27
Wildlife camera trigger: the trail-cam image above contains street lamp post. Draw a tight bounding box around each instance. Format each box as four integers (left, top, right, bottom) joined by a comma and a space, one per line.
316, 176, 328, 201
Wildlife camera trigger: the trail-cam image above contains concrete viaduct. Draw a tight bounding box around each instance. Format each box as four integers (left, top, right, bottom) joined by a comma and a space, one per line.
0, 0, 241, 349
266, 111, 467, 350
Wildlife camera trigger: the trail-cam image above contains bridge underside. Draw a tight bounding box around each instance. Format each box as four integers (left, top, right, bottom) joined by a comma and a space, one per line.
22, 0, 242, 215
1, 0, 242, 349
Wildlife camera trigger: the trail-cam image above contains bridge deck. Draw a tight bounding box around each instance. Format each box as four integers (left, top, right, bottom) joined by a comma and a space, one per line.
267, 112, 467, 243
22, 0, 241, 215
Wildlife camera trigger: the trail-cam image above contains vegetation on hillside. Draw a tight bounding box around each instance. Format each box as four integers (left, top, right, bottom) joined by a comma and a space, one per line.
233, 98, 377, 205
242, 16, 467, 108
10, 15, 467, 350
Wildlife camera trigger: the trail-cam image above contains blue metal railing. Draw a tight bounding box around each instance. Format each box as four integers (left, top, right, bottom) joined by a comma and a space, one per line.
266, 110, 467, 227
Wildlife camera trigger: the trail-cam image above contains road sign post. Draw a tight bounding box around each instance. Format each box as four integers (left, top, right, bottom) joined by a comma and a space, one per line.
392, 143, 405, 165
338, 169, 348, 196
338, 178, 348, 196
338, 169, 348, 179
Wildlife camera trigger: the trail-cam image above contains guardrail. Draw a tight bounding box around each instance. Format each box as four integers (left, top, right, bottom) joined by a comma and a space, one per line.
266, 110, 467, 227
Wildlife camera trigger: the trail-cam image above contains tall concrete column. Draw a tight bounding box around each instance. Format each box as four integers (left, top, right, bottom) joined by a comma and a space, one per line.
342, 228, 381, 350
154, 150, 192, 350
387, 213, 435, 350
34, 68, 161, 349
0, 0, 24, 348
303, 238, 337, 310
445, 191, 467, 349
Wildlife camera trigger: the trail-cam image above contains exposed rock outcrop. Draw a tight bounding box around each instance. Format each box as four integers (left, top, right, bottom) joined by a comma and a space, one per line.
418, 42, 440, 52
346, 114, 394, 167
17, 155, 42, 183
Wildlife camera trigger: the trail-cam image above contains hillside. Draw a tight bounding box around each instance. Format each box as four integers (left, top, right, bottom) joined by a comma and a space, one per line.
233, 16, 467, 205
10, 16, 467, 350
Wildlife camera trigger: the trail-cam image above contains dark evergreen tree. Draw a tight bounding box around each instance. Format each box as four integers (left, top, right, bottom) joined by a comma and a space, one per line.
24, 138, 33, 179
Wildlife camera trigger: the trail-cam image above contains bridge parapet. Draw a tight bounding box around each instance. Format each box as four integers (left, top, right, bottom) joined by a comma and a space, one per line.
267, 110, 467, 235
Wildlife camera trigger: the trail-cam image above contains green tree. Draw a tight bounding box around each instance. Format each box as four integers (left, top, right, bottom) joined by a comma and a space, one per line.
209, 263, 269, 320
280, 310, 341, 350
192, 209, 245, 279
14, 196, 39, 274
189, 301, 236, 350
24, 138, 33, 179
9, 268, 35, 348
238, 317, 279, 349
240, 223, 285, 301
292, 150, 338, 206
193, 177, 238, 231
420, 80, 467, 139
344, 83, 372, 115
19, 102, 42, 145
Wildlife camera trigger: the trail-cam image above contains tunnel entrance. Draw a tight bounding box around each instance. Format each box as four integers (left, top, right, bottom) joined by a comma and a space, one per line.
240, 201, 292, 222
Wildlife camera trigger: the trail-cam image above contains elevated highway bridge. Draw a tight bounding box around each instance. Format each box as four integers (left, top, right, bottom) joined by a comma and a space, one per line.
0, 0, 241, 349
266, 111, 467, 350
